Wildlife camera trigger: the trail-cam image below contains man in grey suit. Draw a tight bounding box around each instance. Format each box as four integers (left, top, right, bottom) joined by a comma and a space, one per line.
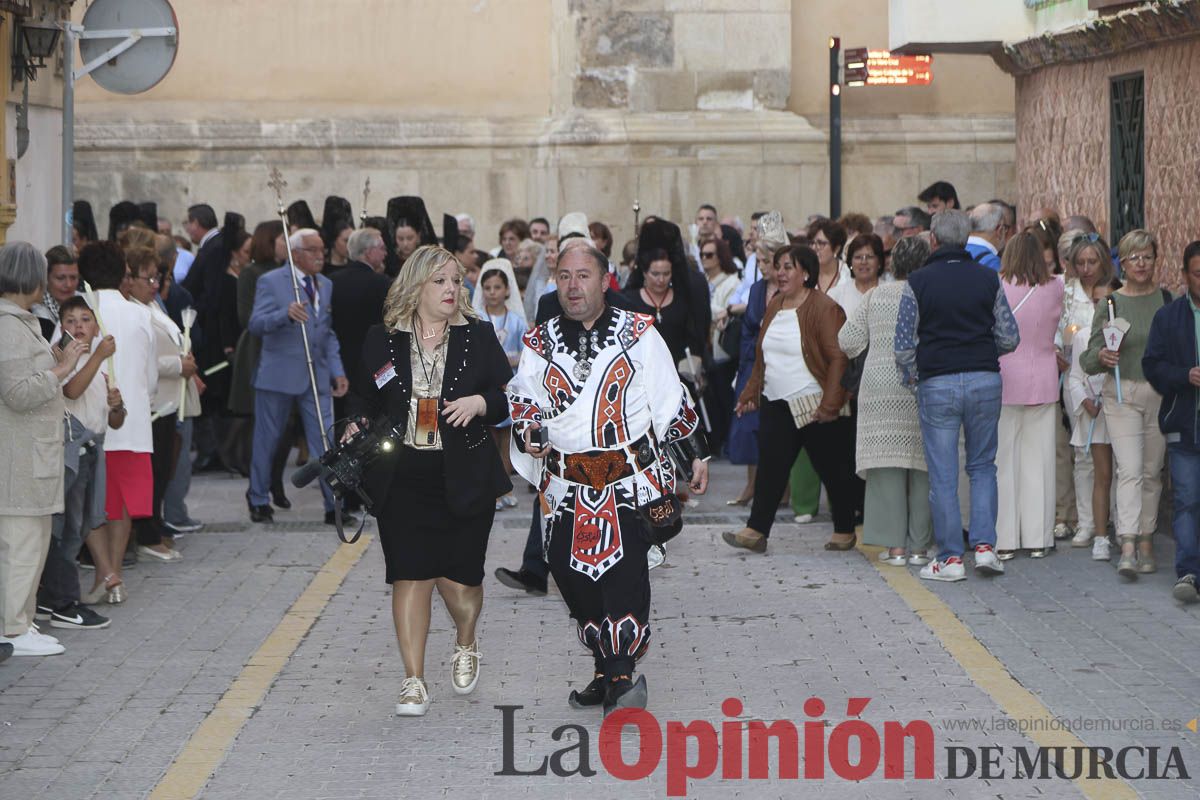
247, 228, 349, 523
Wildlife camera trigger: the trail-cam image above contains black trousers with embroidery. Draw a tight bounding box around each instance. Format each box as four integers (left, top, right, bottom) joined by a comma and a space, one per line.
546, 501, 652, 679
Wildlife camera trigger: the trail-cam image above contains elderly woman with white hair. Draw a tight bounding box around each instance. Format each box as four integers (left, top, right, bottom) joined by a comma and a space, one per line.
356, 245, 513, 716
515, 239, 550, 321
0, 243, 88, 657
838, 235, 934, 565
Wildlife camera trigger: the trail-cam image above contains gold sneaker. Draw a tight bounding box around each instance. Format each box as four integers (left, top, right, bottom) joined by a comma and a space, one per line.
395, 676, 429, 716
451, 641, 481, 695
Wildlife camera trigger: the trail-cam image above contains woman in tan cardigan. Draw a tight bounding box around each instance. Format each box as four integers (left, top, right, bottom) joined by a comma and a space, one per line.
723, 244, 859, 554
0, 242, 88, 657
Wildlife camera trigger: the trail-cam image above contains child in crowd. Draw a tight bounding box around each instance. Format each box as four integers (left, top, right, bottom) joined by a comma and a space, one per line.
479, 266, 525, 510
48, 297, 126, 614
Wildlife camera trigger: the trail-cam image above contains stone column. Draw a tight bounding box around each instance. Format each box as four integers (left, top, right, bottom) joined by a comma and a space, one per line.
0, 11, 17, 244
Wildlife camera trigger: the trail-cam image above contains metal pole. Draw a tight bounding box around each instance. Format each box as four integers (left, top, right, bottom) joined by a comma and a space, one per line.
61, 24, 76, 246
829, 36, 842, 220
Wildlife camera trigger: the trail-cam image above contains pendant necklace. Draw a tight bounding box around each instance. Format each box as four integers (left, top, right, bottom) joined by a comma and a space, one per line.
819, 269, 838, 294
573, 328, 601, 382
416, 314, 447, 341
643, 288, 669, 323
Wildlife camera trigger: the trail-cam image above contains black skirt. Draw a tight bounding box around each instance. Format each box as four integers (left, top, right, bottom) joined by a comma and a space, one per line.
374, 446, 495, 585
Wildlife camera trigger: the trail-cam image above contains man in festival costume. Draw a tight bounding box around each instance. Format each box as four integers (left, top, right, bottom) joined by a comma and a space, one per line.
507, 242, 710, 714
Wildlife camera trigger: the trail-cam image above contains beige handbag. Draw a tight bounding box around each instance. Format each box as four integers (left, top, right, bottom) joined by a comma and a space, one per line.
785, 390, 851, 429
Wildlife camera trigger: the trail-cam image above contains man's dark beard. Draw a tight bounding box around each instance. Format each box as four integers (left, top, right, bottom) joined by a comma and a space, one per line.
513, 265, 531, 291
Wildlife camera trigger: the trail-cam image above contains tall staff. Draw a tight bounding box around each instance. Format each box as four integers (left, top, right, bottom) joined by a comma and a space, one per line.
360, 177, 371, 224
267, 168, 329, 449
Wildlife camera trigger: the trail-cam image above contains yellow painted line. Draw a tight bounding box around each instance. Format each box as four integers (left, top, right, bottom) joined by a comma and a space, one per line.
859, 543, 1138, 800
149, 535, 372, 800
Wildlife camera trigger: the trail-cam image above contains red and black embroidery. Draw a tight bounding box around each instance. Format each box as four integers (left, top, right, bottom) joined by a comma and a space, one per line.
593, 352, 634, 447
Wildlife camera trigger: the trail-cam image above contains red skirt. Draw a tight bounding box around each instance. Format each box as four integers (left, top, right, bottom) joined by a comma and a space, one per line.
105, 450, 153, 521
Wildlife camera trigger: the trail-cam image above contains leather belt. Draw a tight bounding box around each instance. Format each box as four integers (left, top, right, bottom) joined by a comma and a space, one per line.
545, 433, 656, 491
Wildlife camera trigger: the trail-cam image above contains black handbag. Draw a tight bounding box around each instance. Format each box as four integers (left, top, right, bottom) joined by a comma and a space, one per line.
841, 349, 867, 394
638, 493, 684, 544
718, 313, 742, 359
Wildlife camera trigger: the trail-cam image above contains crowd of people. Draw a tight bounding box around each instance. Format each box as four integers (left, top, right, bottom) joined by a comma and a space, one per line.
2, 179, 1199, 679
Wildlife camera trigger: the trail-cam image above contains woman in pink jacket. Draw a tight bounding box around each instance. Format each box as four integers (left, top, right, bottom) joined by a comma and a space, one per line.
995, 230, 1065, 559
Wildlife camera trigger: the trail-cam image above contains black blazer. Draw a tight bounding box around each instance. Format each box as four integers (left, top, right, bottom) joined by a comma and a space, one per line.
181, 231, 226, 313
360, 318, 513, 516
535, 286, 631, 325
331, 262, 392, 395
182, 231, 229, 369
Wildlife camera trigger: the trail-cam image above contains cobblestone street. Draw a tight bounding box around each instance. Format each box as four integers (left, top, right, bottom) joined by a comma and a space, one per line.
1, 462, 1197, 799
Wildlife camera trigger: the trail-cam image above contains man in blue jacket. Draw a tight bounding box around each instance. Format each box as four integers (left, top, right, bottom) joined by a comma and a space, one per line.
1142, 240, 1200, 604
248, 229, 349, 524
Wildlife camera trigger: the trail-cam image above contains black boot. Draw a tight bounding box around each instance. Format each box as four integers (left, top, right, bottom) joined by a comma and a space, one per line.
568, 673, 606, 709
271, 485, 291, 510
602, 674, 647, 715
493, 567, 548, 596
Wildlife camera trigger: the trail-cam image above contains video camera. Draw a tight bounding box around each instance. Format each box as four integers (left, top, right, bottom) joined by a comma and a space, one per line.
291, 416, 403, 536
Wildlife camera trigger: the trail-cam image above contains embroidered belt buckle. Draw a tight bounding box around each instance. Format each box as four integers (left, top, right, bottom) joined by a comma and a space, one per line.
562, 450, 633, 491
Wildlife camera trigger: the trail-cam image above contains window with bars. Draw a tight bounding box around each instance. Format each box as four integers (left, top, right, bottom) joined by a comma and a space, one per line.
1110, 72, 1145, 244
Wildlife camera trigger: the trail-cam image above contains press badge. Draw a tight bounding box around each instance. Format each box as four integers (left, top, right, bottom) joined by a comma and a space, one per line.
374, 361, 396, 388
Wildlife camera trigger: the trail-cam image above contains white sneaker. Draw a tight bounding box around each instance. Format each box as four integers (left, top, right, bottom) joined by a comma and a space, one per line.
793, 514, 814, 524
647, 544, 666, 570
1070, 529, 1094, 547
973, 545, 1005, 576
30, 623, 59, 644
395, 676, 429, 716
1092, 537, 1111, 561
1053, 522, 1073, 540
4, 629, 65, 656
920, 557, 966, 582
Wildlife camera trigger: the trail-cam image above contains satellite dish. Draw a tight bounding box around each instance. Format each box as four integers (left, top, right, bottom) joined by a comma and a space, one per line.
78, 0, 178, 95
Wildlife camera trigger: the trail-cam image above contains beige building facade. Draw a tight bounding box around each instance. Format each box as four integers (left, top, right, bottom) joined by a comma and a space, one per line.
50, 0, 1017, 250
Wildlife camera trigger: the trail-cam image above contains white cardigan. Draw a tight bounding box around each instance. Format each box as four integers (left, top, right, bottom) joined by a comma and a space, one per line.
97, 289, 157, 453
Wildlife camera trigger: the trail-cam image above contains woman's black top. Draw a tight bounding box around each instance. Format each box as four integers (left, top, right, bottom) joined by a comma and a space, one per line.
624, 290, 692, 365
359, 318, 514, 516
622, 271, 711, 366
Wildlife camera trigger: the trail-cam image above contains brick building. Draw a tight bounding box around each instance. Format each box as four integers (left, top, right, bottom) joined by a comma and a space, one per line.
892, 0, 1200, 285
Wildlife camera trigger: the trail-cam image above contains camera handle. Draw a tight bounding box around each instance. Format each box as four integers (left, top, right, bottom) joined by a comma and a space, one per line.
333, 504, 366, 545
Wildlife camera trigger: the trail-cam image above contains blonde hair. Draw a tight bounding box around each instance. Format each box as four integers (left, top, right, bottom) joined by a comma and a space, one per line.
1117, 229, 1158, 262
1064, 232, 1113, 287
118, 225, 156, 253
382, 245, 475, 330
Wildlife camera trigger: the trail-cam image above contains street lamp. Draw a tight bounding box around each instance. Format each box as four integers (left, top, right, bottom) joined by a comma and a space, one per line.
12, 17, 61, 159
13, 18, 61, 82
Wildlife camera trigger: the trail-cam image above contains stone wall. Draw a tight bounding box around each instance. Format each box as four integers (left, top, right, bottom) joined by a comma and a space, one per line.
72, 111, 1013, 250
571, 0, 791, 113
1015, 35, 1200, 288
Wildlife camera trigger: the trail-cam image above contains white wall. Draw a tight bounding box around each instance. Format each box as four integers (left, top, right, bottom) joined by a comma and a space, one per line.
6, 101, 64, 249
888, 0, 1097, 50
